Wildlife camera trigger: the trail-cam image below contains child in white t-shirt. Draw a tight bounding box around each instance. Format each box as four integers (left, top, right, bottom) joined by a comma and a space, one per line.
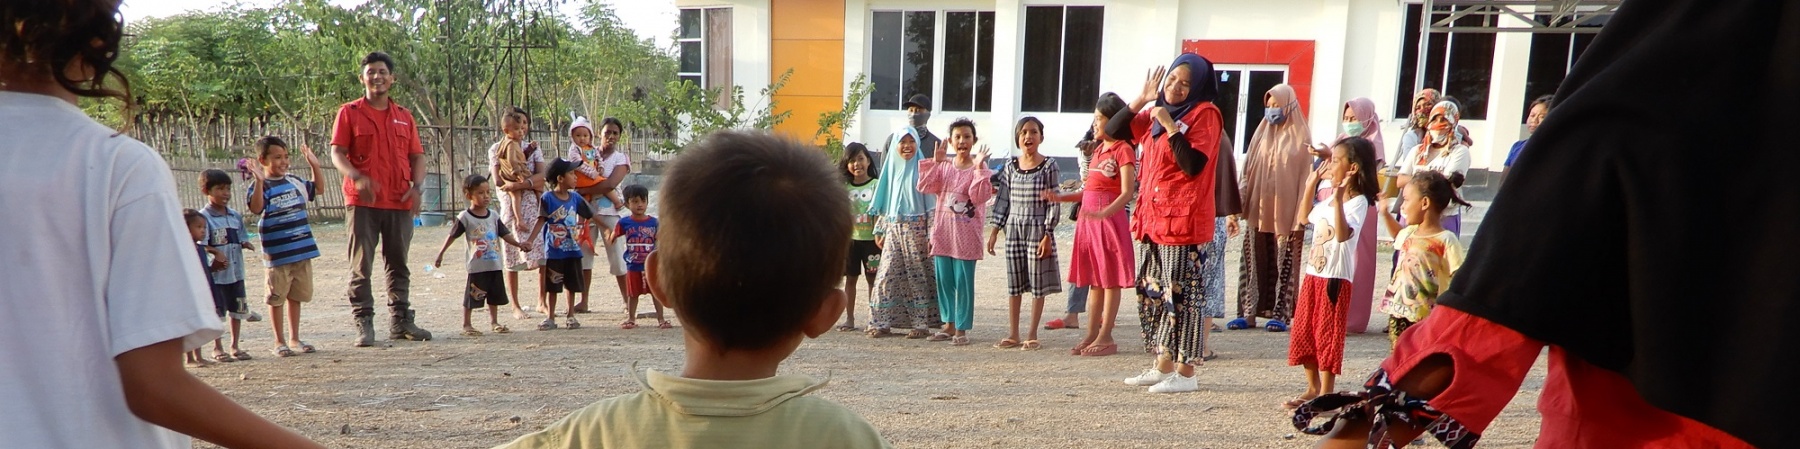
1283, 137, 1379, 409
0, 9, 324, 444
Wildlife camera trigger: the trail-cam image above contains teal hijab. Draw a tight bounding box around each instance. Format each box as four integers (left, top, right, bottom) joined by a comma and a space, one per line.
867, 127, 931, 217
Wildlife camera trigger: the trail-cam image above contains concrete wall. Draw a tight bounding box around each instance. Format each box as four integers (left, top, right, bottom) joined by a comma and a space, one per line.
686, 0, 1548, 170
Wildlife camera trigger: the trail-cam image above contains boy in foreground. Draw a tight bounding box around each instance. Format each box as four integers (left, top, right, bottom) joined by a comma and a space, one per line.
493, 131, 891, 448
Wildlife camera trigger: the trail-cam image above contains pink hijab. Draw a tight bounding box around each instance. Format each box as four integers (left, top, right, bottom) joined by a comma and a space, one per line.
1337, 97, 1385, 163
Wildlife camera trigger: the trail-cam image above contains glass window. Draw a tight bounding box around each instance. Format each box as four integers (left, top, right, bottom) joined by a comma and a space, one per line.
1393, 4, 1497, 120
942, 11, 996, 112
870, 11, 938, 111
679, 9, 701, 40
870, 11, 903, 110
679, 41, 702, 74
1523, 23, 1595, 119
1023, 6, 1105, 113
902, 11, 936, 109
1020, 7, 1063, 113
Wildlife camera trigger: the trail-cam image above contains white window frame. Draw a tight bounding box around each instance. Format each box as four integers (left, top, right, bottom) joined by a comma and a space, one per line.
866, 9, 998, 112
677, 8, 709, 87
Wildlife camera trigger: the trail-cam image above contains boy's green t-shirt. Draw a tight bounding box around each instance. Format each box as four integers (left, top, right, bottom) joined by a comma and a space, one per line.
493, 370, 890, 449
849, 178, 878, 241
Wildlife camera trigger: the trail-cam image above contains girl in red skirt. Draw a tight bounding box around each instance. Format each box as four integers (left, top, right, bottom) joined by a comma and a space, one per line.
1284, 136, 1378, 408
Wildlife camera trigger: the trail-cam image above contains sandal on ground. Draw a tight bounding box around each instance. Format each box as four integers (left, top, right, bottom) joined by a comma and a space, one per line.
1283, 396, 1316, 410
512, 309, 530, 320
566, 316, 582, 330
1070, 341, 1092, 356
492, 324, 511, 334
1043, 318, 1078, 330
926, 332, 953, 342
231, 349, 253, 361
951, 335, 971, 346
657, 320, 672, 329
210, 349, 232, 363
272, 346, 294, 357
993, 338, 1021, 349
1226, 317, 1251, 330
905, 329, 931, 339
1202, 351, 1219, 362
619, 320, 637, 330
538, 318, 559, 331
1211, 323, 1223, 333
835, 323, 858, 332
1020, 340, 1042, 351
866, 327, 894, 338
1265, 319, 1289, 332
462, 326, 483, 337
296, 341, 316, 353
1079, 343, 1118, 357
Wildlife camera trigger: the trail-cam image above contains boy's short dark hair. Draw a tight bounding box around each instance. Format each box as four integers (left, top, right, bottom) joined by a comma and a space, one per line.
255, 136, 288, 161
200, 168, 232, 191
621, 184, 649, 201
545, 158, 576, 187
948, 117, 978, 139
362, 51, 395, 71
463, 174, 489, 194
657, 131, 850, 353
182, 208, 205, 224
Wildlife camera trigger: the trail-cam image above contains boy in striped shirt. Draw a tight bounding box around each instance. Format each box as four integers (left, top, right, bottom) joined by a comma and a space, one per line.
247, 136, 324, 357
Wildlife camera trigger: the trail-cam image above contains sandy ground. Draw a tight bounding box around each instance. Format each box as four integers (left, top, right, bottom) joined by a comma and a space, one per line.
193, 215, 1545, 449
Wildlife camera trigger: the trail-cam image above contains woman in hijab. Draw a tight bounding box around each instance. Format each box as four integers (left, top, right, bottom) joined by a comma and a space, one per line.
1395, 101, 1471, 235
866, 128, 941, 339
1338, 98, 1385, 334
1301, 0, 1787, 446
1394, 89, 1439, 164
1116, 52, 1223, 394
1228, 84, 1311, 332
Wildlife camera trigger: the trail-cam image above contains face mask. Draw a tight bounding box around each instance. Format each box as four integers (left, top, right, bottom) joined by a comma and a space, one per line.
909, 111, 930, 127
1264, 108, 1285, 124
1430, 129, 1451, 145
1343, 122, 1365, 136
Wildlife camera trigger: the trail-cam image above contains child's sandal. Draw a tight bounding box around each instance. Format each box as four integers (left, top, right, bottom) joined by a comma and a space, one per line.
492, 324, 511, 334
1020, 340, 1042, 351
462, 326, 483, 337
619, 320, 637, 330
993, 338, 1022, 349
212, 349, 235, 363
657, 320, 672, 329
566, 316, 581, 330
231, 349, 253, 361
272, 346, 295, 357
538, 318, 558, 331
296, 341, 316, 353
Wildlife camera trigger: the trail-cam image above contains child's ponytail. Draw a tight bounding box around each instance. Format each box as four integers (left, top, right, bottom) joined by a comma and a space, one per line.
1412, 171, 1471, 215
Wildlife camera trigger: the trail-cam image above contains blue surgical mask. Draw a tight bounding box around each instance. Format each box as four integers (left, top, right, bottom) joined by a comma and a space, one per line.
1265, 108, 1285, 124
1343, 121, 1365, 136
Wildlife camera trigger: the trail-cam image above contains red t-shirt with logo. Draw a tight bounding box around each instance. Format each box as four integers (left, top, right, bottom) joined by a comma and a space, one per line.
330, 98, 424, 210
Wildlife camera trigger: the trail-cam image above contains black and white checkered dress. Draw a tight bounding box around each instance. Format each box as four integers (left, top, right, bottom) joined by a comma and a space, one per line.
990, 158, 1063, 297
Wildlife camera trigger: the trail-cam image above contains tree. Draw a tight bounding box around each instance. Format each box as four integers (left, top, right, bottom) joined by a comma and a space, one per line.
814, 74, 873, 160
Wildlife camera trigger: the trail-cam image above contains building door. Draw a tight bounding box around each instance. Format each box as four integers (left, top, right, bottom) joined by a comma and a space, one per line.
1213, 65, 1287, 156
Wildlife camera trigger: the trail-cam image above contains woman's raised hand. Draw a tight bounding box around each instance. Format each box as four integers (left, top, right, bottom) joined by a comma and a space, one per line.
1140, 65, 1167, 105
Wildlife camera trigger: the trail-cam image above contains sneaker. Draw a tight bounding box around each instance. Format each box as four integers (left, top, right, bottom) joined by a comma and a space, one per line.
1124, 369, 1172, 386
1147, 372, 1199, 394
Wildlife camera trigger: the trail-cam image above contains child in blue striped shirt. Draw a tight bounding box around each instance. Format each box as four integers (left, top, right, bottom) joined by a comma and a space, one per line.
247, 136, 324, 358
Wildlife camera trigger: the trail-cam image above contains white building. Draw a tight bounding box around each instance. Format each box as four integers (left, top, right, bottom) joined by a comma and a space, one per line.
670, 0, 1605, 194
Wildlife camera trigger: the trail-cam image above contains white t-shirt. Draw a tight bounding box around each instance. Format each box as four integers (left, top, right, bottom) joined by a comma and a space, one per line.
1303, 194, 1370, 280
593, 148, 631, 216
1398, 143, 1471, 216
0, 92, 222, 448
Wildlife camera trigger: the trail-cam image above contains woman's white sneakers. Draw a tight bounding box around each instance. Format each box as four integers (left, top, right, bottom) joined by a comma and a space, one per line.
1124, 369, 1171, 386
1147, 372, 1200, 393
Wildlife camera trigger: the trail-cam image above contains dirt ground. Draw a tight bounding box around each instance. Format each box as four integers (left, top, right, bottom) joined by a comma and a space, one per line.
193, 219, 1546, 449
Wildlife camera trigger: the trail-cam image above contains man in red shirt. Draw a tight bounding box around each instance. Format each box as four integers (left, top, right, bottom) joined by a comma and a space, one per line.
329, 51, 432, 346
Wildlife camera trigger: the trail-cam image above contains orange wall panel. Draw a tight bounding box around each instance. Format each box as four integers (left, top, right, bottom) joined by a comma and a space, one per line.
771, 40, 846, 97
771, 0, 845, 41
771, 95, 843, 142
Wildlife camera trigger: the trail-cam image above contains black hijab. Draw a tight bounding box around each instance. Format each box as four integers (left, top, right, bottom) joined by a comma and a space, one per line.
1150, 52, 1218, 137
1438, 1, 1798, 446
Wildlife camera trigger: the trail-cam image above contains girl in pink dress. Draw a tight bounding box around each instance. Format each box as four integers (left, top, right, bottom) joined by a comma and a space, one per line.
1047, 93, 1137, 357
